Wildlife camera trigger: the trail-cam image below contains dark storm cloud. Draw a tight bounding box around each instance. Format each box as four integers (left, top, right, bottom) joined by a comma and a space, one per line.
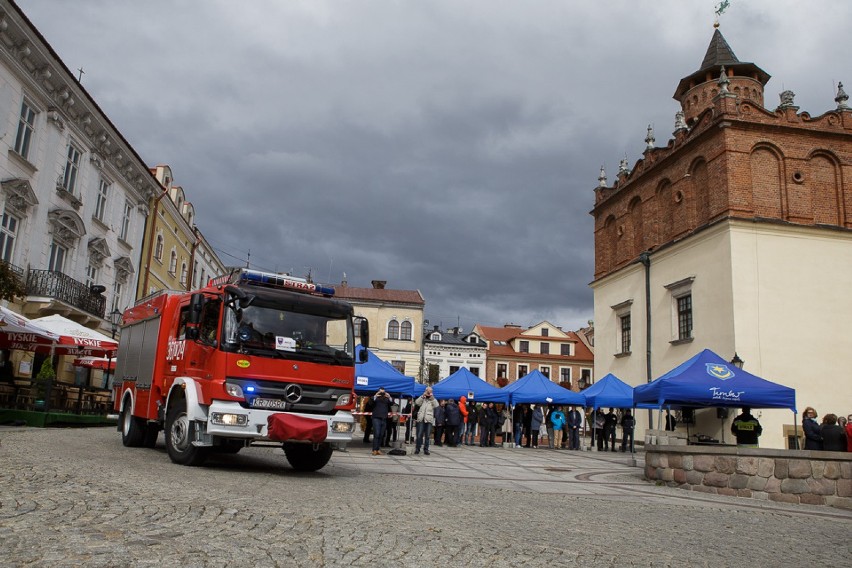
17, 0, 851, 332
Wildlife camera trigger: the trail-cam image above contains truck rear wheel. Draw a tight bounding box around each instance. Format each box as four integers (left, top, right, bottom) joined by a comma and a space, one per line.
121, 403, 145, 447
165, 401, 209, 466
283, 442, 333, 472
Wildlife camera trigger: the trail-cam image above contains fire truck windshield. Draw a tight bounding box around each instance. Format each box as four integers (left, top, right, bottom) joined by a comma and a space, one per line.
222, 303, 354, 365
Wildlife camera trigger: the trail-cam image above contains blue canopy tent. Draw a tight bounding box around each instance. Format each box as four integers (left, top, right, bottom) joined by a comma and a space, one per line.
432, 367, 508, 403
634, 349, 797, 443
633, 349, 796, 410
582, 373, 635, 410
502, 370, 586, 405
354, 346, 417, 395
582, 373, 644, 452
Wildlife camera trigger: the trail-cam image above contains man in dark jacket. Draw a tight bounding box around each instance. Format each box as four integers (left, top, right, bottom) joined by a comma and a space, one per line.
731, 406, 763, 448
433, 400, 446, 446
371, 388, 393, 455
604, 408, 618, 451
567, 406, 582, 450
512, 404, 525, 447
444, 399, 461, 447
620, 409, 635, 452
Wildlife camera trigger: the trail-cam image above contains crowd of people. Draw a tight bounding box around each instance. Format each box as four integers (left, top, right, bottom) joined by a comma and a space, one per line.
359, 394, 852, 455
359, 393, 639, 455
801, 407, 852, 452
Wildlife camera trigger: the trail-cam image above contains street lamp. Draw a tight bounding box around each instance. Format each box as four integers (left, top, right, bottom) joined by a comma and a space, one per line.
730, 353, 744, 369
103, 308, 122, 389
419, 319, 429, 384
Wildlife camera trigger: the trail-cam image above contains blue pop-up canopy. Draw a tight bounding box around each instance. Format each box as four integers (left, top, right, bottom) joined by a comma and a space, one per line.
354, 346, 417, 395
633, 349, 797, 411
432, 367, 508, 403
582, 373, 638, 410
502, 370, 586, 405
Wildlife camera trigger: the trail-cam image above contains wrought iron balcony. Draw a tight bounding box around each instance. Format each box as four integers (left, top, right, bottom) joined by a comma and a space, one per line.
26, 269, 106, 318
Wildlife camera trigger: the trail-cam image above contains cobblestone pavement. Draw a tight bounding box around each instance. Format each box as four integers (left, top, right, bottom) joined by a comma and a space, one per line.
1, 426, 850, 567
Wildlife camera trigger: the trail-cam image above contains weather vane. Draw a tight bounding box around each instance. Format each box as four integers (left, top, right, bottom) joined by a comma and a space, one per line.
714, 1, 731, 27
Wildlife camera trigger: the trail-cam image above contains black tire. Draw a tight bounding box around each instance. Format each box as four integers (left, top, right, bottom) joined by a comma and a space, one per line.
165, 399, 209, 466
121, 401, 145, 447
283, 442, 333, 472
142, 424, 160, 448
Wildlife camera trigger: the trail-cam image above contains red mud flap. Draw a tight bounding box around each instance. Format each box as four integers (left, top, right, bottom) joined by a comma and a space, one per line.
267, 414, 328, 443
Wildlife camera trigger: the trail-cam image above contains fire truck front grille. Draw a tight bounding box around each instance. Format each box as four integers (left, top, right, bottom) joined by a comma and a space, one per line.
227, 378, 348, 415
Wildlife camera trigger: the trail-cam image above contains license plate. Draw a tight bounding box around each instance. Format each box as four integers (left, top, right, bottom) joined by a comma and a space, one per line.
251, 398, 288, 410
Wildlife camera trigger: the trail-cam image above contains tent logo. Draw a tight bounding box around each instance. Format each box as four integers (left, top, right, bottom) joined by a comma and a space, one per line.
706, 364, 735, 380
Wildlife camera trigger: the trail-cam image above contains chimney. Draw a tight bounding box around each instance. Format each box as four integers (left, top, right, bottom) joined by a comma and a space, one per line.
371, 280, 386, 289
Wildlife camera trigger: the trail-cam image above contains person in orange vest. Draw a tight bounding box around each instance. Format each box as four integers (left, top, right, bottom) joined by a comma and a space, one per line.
459, 395, 471, 446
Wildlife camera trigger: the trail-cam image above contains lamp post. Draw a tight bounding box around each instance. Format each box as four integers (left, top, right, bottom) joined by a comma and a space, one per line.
103, 308, 122, 389
419, 319, 429, 384
730, 353, 744, 369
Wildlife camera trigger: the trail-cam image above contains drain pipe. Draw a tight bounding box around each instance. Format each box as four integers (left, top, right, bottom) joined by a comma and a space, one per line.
639, 252, 653, 427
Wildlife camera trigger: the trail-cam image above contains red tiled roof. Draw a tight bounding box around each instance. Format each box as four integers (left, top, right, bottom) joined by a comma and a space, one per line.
334, 285, 424, 305
475, 325, 594, 362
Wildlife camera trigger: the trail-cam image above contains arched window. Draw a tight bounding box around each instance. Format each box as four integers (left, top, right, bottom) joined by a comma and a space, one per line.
387, 319, 400, 340
180, 262, 188, 285
169, 251, 177, 275
400, 321, 412, 341
155, 234, 164, 260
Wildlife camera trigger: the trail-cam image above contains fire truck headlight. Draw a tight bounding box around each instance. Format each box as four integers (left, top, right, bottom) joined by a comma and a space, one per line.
331, 421, 354, 433
211, 412, 248, 426
335, 393, 352, 407
224, 383, 245, 399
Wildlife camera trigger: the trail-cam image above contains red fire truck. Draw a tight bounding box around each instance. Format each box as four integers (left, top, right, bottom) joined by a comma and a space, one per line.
113, 268, 368, 471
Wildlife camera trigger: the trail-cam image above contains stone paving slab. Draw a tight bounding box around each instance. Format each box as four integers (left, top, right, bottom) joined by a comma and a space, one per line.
0, 426, 850, 567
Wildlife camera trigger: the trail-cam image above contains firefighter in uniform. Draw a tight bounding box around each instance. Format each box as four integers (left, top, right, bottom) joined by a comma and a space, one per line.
730, 406, 763, 448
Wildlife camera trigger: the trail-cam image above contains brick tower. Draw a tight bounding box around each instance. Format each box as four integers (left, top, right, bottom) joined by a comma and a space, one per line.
590, 25, 852, 448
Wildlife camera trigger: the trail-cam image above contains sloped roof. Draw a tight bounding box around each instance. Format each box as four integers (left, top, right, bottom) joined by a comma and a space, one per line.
674, 28, 770, 100
334, 285, 424, 305
475, 324, 594, 362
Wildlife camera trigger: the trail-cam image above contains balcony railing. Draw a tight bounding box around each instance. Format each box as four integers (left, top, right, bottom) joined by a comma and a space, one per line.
26, 269, 106, 318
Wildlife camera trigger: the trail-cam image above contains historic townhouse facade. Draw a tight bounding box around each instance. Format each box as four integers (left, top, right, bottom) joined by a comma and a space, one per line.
474, 322, 593, 389
334, 279, 426, 379
591, 27, 852, 448
136, 165, 224, 298
422, 326, 487, 383
0, 1, 157, 328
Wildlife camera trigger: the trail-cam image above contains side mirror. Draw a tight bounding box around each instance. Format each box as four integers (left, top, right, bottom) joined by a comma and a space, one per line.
186, 293, 204, 339
357, 317, 369, 350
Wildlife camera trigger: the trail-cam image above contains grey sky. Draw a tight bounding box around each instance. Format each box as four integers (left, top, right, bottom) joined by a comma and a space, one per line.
17, 0, 851, 333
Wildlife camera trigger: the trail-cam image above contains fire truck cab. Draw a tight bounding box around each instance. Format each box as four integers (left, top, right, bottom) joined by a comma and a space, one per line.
113, 268, 368, 472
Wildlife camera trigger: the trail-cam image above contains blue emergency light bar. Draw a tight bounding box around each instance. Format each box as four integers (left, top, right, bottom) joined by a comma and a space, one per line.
237, 269, 336, 296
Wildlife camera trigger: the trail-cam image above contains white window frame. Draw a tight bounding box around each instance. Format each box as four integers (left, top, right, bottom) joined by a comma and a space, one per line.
94, 178, 110, 222
111, 280, 123, 314
49, 240, 67, 273
387, 319, 400, 340
85, 261, 99, 289
0, 210, 20, 263
169, 250, 177, 275
119, 199, 132, 241
559, 367, 572, 385
665, 277, 695, 344
62, 142, 83, 195
14, 98, 37, 160
611, 299, 633, 357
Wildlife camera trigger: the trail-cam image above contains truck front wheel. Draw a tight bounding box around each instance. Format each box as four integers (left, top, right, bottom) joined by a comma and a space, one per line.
283, 442, 333, 472
165, 401, 209, 467
121, 403, 145, 447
